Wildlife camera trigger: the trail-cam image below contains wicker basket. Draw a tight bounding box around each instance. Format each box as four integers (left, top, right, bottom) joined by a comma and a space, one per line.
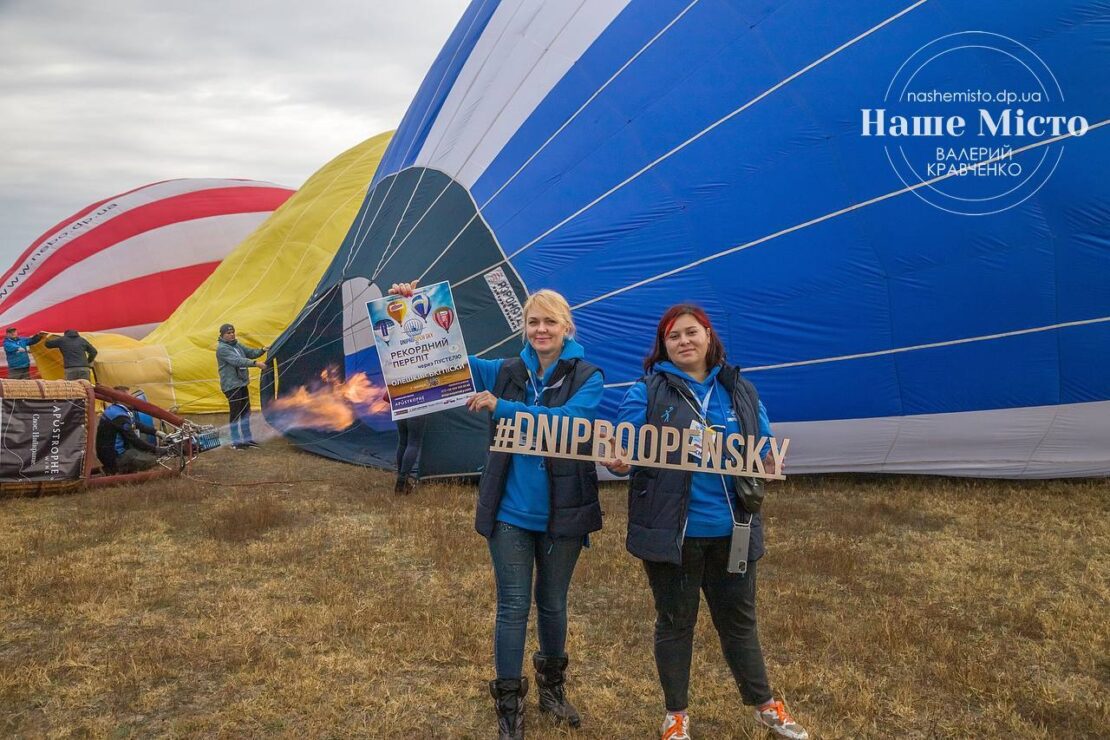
0, 379, 96, 496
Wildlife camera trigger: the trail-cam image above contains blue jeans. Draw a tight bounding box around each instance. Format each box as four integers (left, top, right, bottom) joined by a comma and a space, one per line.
487, 522, 583, 679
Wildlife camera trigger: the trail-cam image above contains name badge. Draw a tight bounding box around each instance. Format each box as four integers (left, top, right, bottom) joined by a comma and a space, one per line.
688, 419, 705, 461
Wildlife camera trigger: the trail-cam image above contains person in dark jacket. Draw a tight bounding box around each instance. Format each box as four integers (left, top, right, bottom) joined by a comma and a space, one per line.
95, 387, 165, 474
390, 280, 602, 740
215, 323, 267, 449
44, 329, 97, 380
605, 304, 808, 740
4, 327, 45, 379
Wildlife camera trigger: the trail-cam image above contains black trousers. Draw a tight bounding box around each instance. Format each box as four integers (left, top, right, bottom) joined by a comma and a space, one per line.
224, 385, 252, 444
642, 538, 772, 711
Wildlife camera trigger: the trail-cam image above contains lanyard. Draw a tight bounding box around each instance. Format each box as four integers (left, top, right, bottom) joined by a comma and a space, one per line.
678, 381, 714, 425
528, 370, 545, 402
680, 378, 751, 526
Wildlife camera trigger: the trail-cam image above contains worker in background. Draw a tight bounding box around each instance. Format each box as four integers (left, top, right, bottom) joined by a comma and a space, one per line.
215, 323, 267, 449
44, 329, 98, 381
96, 386, 167, 474
4, 327, 45, 379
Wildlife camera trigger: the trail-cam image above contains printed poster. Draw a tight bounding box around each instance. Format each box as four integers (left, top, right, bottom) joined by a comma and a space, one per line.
0, 396, 89, 483
366, 281, 475, 420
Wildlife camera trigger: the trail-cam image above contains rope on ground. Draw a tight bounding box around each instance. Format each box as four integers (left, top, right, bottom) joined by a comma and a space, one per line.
177, 468, 335, 488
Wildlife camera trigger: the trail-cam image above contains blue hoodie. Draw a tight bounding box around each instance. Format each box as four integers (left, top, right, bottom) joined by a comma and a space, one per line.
469, 337, 604, 532
616, 361, 773, 538
4, 335, 41, 370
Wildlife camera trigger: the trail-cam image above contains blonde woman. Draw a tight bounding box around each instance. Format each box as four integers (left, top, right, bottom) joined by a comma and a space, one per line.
389, 282, 603, 740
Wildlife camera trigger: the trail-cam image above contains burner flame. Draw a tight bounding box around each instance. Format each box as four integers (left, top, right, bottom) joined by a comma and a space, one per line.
269, 367, 390, 431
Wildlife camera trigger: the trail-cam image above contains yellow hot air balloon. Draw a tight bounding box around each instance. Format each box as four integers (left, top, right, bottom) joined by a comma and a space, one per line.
31, 132, 393, 412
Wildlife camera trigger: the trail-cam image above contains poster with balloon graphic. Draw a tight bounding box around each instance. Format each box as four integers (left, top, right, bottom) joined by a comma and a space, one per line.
366, 280, 474, 420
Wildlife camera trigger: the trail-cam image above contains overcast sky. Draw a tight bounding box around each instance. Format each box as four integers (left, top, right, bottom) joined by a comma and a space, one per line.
0, 0, 470, 266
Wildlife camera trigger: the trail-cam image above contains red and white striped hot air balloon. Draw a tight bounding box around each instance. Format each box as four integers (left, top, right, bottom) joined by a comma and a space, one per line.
0, 178, 294, 339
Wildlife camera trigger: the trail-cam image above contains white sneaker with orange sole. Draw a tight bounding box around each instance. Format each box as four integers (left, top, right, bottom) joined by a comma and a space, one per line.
661, 711, 690, 740
754, 699, 809, 739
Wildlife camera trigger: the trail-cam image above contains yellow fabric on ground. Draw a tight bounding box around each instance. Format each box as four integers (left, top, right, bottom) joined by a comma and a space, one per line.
31, 132, 393, 412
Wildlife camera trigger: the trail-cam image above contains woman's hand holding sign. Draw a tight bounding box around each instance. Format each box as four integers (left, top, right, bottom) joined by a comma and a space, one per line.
599, 427, 631, 476
467, 391, 499, 413
388, 280, 419, 298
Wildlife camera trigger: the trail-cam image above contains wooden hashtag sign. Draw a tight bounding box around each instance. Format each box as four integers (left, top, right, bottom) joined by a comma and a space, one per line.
492, 416, 518, 451
488, 411, 787, 480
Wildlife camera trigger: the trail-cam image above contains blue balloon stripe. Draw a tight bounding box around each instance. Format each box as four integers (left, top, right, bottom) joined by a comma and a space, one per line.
481, 0, 926, 255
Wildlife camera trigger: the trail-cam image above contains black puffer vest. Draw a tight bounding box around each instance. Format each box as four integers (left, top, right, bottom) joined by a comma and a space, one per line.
475, 357, 603, 539
626, 364, 766, 565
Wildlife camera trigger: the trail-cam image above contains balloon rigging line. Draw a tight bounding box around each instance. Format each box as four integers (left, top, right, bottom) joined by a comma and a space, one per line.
571, 119, 1109, 311
342, 170, 402, 277
448, 0, 930, 292
600, 315, 1110, 390
175, 467, 334, 488
372, 180, 454, 280
476, 0, 701, 213
439, 0, 594, 189
370, 167, 428, 278
378, 0, 614, 282
342, 0, 499, 279
415, 0, 699, 283
471, 117, 1109, 358
416, 211, 477, 282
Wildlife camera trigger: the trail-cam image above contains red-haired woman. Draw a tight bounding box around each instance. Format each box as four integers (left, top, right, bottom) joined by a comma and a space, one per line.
604, 305, 808, 740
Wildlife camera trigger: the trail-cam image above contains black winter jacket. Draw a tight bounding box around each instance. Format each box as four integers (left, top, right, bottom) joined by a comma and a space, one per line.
44, 329, 97, 369
475, 357, 603, 539
626, 364, 765, 565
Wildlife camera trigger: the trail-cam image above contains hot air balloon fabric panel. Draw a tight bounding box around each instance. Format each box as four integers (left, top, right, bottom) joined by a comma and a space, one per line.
0, 179, 294, 338
28, 134, 393, 414
268, 0, 1109, 477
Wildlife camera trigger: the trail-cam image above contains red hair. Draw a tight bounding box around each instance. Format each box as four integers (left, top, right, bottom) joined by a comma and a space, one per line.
643, 304, 727, 372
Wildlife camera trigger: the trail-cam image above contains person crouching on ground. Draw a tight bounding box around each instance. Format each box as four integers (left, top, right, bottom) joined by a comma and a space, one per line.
215, 323, 267, 449
96, 386, 167, 474
4, 327, 45, 379
603, 304, 809, 740
389, 280, 603, 740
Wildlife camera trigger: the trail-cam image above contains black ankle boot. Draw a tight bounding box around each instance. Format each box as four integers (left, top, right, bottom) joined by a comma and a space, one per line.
489, 677, 528, 739
393, 476, 406, 494
533, 653, 581, 727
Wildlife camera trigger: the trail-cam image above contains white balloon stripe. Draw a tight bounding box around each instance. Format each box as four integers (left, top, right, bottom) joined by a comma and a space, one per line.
0, 212, 268, 325
417, 1, 700, 284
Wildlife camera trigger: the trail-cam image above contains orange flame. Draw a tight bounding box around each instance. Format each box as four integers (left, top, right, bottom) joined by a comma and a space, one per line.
269, 367, 391, 431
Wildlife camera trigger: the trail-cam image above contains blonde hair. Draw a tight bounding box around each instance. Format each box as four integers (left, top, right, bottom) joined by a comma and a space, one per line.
522, 289, 575, 339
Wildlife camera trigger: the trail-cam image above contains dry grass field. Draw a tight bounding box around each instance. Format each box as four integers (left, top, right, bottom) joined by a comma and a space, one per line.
1, 438, 1107, 738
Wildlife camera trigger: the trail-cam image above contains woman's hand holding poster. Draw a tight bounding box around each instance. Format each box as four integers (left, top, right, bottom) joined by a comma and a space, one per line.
366, 281, 474, 420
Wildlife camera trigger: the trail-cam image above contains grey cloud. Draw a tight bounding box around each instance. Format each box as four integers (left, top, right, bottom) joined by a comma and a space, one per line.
0, 0, 469, 265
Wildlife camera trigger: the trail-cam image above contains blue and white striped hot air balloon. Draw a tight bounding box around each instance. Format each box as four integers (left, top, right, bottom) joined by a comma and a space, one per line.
265, 0, 1109, 478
